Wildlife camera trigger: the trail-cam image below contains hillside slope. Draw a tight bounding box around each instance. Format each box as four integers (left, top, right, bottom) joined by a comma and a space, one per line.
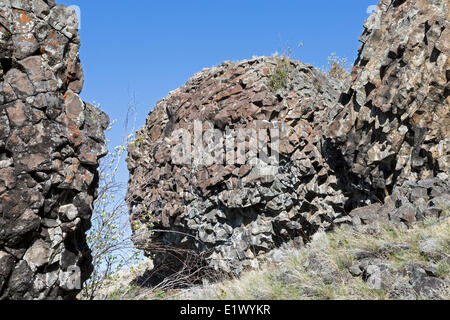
96, 211, 449, 300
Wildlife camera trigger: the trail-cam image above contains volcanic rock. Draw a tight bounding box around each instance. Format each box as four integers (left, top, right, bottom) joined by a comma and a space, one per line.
0, 0, 108, 300
127, 57, 348, 274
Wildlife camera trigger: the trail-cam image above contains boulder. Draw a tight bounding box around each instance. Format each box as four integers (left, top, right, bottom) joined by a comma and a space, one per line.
127, 56, 348, 274
127, 0, 449, 277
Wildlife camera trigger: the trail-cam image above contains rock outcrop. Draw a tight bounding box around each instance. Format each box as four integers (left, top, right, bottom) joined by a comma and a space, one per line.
349, 177, 450, 232
0, 1, 108, 299
127, 57, 349, 274
327, 0, 449, 207
127, 0, 449, 277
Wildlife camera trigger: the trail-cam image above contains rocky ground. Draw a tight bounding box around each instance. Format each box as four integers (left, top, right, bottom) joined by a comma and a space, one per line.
87, 177, 450, 300
179, 214, 449, 300
93, 213, 449, 300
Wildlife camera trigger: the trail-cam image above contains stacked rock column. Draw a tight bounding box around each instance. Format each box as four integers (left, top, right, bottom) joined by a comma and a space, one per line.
126, 57, 348, 275
326, 0, 449, 206
0, 1, 108, 299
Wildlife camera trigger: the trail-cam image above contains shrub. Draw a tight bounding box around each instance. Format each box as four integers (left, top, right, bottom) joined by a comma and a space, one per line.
324, 52, 351, 81
269, 57, 291, 92
80, 100, 143, 300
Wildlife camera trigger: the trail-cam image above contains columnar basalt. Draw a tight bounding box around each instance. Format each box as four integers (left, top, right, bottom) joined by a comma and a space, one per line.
127, 57, 349, 274
127, 0, 449, 277
0, 1, 108, 299
326, 0, 449, 207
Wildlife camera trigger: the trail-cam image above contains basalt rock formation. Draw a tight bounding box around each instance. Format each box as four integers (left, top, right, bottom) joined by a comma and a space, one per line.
127, 57, 349, 274
327, 0, 449, 206
0, 1, 108, 299
127, 0, 449, 276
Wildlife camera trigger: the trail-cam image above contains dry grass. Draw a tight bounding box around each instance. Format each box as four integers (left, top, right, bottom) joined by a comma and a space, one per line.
176, 217, 450, 300
96, 215, 449, 300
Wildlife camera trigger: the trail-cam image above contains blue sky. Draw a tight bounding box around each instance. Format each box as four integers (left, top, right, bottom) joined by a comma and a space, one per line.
58, 0, 377, 185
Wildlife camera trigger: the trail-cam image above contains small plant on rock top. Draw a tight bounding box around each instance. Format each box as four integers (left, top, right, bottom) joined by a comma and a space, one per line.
324, 52, 351, 81
270, 57, 291, 92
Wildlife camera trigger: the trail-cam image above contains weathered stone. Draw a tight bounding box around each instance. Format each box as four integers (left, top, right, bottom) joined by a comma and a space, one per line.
5, 68, 35, 98
326, 0, 449, 204
22, 239, 50, 272
365, 265, 383, 290
12, 33, 39, 60
349, 203, 386, 225
58, 204, 78, 221
405, 263, 449, 298
419, 239, 443, 261
127, 56, 347, 275
390, 203, 417, 226
0, 251, 14, 293
6, 260, 33, 300
0, 209, 41, 247
349, 264, 362, 277
0, 1, 108, 300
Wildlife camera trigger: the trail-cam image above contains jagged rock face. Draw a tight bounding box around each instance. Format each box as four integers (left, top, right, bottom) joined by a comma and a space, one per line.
127, 0, 449, 277
327, 0, 449, 206
0, 1, 109, 299
349, 177, 450, 231
127, 57, 350, 274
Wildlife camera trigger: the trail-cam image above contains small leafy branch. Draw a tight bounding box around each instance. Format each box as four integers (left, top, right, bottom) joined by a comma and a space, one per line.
80, 95, 143, 300
129, 136, 145, 148
131, 211, 155, 234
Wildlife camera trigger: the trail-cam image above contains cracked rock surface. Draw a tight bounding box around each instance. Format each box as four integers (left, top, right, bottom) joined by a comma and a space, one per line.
326, 0, 449, 206
127, 57, 348, 274
0, 0, 108, 300
127, 0, 449, 276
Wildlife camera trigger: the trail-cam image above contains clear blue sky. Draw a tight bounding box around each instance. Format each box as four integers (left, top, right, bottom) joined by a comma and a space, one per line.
58, 0, 377, 185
